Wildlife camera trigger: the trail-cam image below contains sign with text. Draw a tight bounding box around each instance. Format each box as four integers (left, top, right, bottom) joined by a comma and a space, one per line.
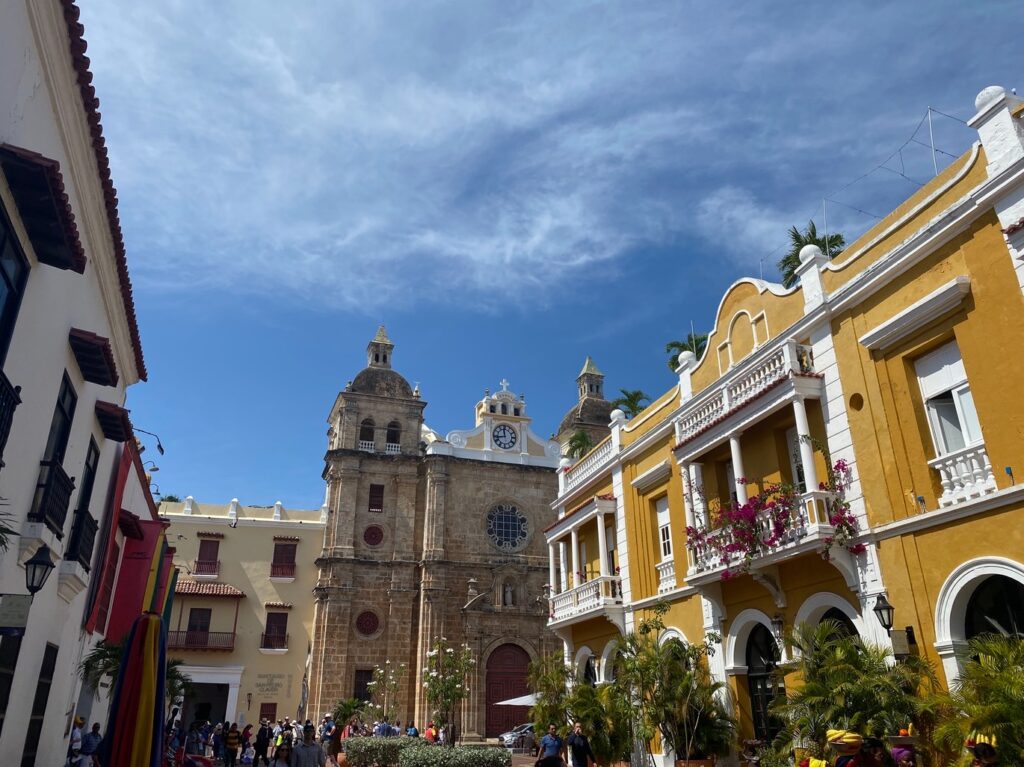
0, 594, 32, 635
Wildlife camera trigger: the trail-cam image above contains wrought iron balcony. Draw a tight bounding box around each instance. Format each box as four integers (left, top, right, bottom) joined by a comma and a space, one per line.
193, 559, 221, 577
65, 509, 98, 570
0, 371, 21, 470
260, 633, 289, 650
29, 460, 75, 538
270, 562, 296, 578
167, 630, 236, 651
686, 490, 836, 581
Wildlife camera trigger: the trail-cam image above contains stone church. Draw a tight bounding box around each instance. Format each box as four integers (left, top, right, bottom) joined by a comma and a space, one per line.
308, 327, 610, 738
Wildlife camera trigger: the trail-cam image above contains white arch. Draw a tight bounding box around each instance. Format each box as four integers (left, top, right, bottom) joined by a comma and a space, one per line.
934, 556, 1024, 682
598, 638, 621, 683
793, 591, 869, 637
725, 608, 776, 674
658, 626, 689, 646
573, 645, 595, 679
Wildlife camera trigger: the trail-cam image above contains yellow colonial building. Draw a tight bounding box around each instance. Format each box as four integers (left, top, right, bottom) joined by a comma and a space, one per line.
161, 497, 326, 727
545, 84, 1024, 761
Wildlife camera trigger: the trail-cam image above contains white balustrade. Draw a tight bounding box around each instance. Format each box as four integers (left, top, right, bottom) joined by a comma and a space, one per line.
674, 340, 817, 446
565, 439, 615, 491
358, 440, 375, 452
548, 575, 622, 623
655, 559, 676, 594
927, 442, 997, 507
385, 442, 401, 455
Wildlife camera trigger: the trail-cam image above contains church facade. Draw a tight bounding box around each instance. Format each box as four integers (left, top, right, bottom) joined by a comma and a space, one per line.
307, 327, 565, 738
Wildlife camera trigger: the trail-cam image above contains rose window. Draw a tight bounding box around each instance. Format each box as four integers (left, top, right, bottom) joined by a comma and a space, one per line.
355, 611, 380, 637
486, 503, 529, 552
363, 526, 384, 546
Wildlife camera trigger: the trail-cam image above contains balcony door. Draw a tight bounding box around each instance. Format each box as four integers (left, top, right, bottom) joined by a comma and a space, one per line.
786, 427, 807, 493
746, 623, 784, 742
187, 608, 211, 645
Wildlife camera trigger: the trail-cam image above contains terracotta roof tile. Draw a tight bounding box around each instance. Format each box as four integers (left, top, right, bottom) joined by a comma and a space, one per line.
175, 580, 244, 598
58, 1, 146, 380
264, 602, 293, 609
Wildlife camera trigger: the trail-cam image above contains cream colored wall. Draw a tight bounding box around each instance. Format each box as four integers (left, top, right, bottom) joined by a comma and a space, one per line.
162, 502, 324, 725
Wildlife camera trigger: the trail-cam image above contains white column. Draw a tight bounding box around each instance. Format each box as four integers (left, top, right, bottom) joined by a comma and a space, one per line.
792, 397, 820, 491
570, 528, 580, 588
226, 682, 241, 724
558, 542, 569, 591
729, 433, 748, 504
548, 543, 558, 594
596, 514, 609, 577
681, 462, 696, 529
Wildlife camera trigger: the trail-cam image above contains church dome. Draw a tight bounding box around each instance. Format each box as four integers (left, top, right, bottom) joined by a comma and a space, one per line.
350, 367, 414, 398
558, 396, 613, 436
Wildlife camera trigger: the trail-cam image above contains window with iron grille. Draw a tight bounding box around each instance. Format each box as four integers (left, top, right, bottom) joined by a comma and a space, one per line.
21, 643, 58, 767
368, 484, 384, 513
195, 539, 220, 575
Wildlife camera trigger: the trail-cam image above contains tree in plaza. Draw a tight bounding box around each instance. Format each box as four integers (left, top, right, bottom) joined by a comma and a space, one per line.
930, 634, 1024, 765
770, 620, 941, 759
665, 334, 708, 370
366, 660, 406, 723
609, 389, 651, 419
79, 638, 193, 717
777, 220, 845, 289
421, 637, 475, 744
566, 430, 595, 459
565, 677, 632, 765
332, 697, 366, 727
528, 651, 570, 735
612, 602, 735, 764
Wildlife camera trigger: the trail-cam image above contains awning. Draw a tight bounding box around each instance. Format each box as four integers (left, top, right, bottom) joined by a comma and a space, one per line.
94, 400, 132, 441
69, 328, 119, 386
494, 693, 538, 707
0, 144, 86, 273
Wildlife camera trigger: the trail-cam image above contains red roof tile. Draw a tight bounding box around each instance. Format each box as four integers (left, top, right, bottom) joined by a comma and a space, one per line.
264, 602, 293, 609
58, 1, 146, 380
175, 580, 245, 598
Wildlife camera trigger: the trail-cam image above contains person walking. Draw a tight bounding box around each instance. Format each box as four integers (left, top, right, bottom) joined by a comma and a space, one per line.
224, 722, 242, 767
255, 718, 272, 766
67, 715, 85, 766
566, 723, 596, 767
320, 713, 337, 761
268, 742, 292, 767
292, 723, 327, 767
537, 724, 565, 765
81, 722, 103, 767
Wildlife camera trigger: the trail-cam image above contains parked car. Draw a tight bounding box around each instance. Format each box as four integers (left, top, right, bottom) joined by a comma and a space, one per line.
498, 722, 534, 748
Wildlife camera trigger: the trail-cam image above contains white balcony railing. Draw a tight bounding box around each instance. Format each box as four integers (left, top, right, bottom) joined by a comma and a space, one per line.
928, 442, 997, 507
686, 490, 835, 576
655, 559, 676, 594
358, 440, 375, 452
385, 442, 401, 455
564, 439, 615, 491
549, 575, 622, 623
676, 340, 815, 446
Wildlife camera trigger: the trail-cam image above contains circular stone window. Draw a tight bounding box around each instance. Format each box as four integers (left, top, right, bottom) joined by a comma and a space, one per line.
486, 503, 529, 552
355, 611, 380, 637
363, 525, 384, 546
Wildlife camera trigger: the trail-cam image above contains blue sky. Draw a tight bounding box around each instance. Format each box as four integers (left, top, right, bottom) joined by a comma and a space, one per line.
78, 2, 1022, 508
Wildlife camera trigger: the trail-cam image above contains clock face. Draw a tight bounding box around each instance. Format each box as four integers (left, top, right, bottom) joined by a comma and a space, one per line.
492, 423, 517, 450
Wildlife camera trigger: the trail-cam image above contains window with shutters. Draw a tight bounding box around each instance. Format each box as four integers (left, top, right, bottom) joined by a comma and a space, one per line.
368, 484, 384, 513
656, 496, 672, 560
259, 702, 277, 722
271, 542, 297, 578
21, 643, 58, 767
0, 204, 30, 365
915, 341, 981, 456
0, 635, 22, 738
95, 541, 120, 633
195, 539, 220, 576
262, 612, 289, 650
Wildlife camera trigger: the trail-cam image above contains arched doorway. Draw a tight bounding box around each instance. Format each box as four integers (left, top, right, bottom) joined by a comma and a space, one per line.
485, 643, 531, 737
821, 607, 858, 638
965, 575, 1024, 639
746, 624, 784, 742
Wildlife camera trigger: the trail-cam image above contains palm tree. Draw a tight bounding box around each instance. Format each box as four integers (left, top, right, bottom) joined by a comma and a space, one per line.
528, 651, 570, 735
931, 634, 1024, 765
665, 334, 708, 370
610, 389, 651, 419
165, 660, 195, 717
777, 220, 846, 289
79, 638, 193, 716
770, 620, 938, 757
566, 430, 595, 459
332, 697, 366, 726
566, 676, 632, 765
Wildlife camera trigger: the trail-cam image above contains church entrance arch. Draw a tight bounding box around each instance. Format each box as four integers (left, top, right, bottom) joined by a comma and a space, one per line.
485, 643, 531, 737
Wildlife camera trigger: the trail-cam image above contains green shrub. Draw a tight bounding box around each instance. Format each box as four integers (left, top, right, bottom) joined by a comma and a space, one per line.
344, 737, 421, 767
398, 744, 511, 767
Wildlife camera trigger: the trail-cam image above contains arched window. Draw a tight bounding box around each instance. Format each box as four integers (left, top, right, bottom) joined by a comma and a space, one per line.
386, 421, 401, 446
746, 624, 784, 741
359, 419, 375, 444
966, 575, 1024, 639
501, 403, 508, 415
821, 607, 858, 638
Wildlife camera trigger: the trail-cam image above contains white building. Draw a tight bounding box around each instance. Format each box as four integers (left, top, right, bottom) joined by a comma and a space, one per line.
0, 2, 159, 765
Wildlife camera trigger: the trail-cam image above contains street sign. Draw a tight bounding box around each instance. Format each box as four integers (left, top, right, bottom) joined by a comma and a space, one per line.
0, 594, 32, 636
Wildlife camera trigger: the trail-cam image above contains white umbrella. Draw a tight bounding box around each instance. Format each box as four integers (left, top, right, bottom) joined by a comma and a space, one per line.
494, 693, 538, 706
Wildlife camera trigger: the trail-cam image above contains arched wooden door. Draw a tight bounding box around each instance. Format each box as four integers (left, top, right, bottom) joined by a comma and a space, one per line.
485, 643, 531, 737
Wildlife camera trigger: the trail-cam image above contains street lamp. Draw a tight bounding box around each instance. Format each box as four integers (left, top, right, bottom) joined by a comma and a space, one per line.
24, 545, 56, 596
770, 613, 785, 644
873, 594, 895, 632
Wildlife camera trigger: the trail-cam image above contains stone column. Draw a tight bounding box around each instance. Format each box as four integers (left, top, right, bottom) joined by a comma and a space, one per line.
423, 461, 448, 560
729, 434, 748, 504
333, 465, 361, 557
